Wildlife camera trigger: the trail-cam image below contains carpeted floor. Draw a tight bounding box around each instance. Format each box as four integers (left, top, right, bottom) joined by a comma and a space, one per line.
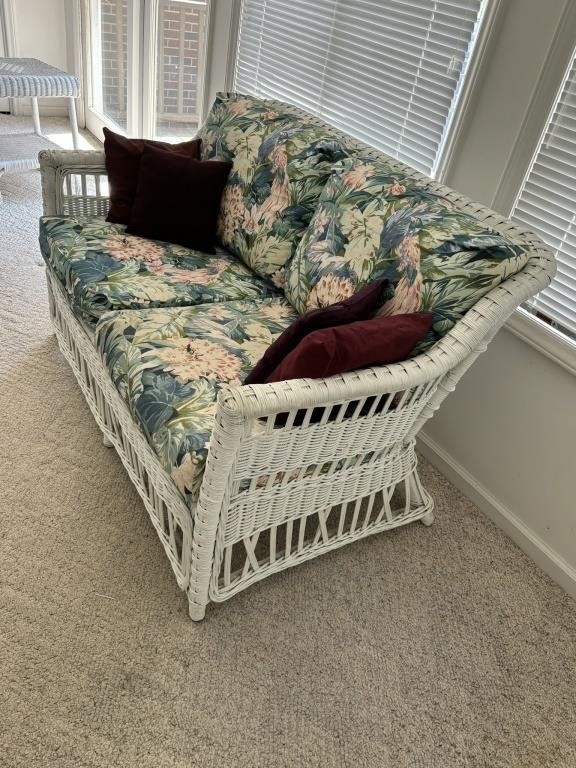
1, 117, 576, 768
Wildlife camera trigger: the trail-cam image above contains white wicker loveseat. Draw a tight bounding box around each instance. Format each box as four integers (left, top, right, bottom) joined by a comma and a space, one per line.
38, 96, 555, 621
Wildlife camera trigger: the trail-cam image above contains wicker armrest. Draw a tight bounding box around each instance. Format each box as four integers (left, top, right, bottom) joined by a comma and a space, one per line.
39, 149, 109, 217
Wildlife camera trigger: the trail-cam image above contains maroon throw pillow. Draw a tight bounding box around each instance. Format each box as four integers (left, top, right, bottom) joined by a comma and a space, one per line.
264, 313, 434, 383
103, 127, 201, 224
126, 145, 232, 253
244, 280, 390, 385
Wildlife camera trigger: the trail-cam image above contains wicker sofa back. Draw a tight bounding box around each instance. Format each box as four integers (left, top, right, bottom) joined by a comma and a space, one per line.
38, 99, 555, 621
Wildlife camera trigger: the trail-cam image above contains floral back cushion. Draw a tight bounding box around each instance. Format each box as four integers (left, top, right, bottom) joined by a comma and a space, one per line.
198, 92, 298, 163
285, 156, 529, 346
197, 92, 349, 286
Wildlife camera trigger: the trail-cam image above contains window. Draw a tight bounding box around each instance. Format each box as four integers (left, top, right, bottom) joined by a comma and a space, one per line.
89, 0, 129, 131
234, 0, 489, 177
512, 47, 576, 343
155, 0, 209, 139
85, 0, 209, 141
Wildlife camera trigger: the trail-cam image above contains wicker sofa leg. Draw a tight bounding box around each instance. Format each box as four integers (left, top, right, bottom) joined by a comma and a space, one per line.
420, 511, 435, 527
102, 434, 113, 448
188, 600, 207, 622
407, 473, 435, 526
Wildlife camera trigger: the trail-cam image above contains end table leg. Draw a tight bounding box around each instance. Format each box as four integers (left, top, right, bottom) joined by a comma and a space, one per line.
31, 97, 42, 137
68, 96, 80, 149
68, 97, 80, 150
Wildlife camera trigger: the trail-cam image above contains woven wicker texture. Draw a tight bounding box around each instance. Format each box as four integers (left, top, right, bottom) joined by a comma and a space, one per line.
48, 270, 192, 586
0, 57, 80, 98
38, 102, 556, 621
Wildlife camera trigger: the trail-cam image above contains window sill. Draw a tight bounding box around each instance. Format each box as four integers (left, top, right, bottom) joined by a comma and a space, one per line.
505, 308, 576, 377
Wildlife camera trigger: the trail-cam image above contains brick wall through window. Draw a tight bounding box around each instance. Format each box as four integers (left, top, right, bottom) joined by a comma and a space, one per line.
98, 0, 207, 138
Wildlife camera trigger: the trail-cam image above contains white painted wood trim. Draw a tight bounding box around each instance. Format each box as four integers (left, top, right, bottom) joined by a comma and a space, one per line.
1, 0, 18, 113
477, 2, 576, 381
202, 0, 238, 117
491, 0, 576, 215
436, 0, 505, 182
418, 431, 576, 601
0, 0, 17, 56
83, 0, 107, 139
224, 0, 240, 92
65, 0, 86, 128
131, 0, 146, 137
193, 0, 211, 126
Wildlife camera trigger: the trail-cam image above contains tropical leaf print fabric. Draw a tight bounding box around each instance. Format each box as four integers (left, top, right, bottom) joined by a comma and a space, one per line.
198, 92, 349, 285
198, 92, 299, 163
285, 156, 529, 345
95, 298, 298, 501
40, 216, 279, 325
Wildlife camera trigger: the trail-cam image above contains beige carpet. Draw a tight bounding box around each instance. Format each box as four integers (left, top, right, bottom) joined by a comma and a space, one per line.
1, 118, 576, 768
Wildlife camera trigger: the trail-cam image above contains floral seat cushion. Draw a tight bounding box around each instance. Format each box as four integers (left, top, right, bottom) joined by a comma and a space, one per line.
95, 298, 298, 501
285, 156, 530, 347
199, 92, 348, 285
40, 215, 279, 325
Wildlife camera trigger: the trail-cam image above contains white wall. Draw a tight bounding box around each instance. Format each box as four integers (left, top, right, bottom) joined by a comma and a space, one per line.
9, 0, 69, 115
421, 0, 576, 597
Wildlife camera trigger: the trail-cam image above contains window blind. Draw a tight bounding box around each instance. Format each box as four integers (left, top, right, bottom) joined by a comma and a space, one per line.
512, 50, 576, 340
234, 0, 486, 176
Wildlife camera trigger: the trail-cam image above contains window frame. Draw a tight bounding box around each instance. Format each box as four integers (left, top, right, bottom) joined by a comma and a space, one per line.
434, 0, 503, 181
79, 0, 215, 141
491, 0, 576, 375
0, 0, 17, 113
200, 0, 239, 117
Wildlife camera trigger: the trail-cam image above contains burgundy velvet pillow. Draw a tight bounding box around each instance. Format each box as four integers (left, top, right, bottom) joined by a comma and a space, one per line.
103, 127, 201, 224
244, 280, 390, 385
126, 145, 232, 253
264, 313, 434, 383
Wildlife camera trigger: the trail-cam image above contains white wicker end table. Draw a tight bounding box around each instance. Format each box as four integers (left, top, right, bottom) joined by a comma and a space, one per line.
0, 57, 80, 174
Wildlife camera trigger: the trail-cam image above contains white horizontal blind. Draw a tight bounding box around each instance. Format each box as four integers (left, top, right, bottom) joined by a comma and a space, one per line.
512, 49, 576, 340
234, 0, 486, 176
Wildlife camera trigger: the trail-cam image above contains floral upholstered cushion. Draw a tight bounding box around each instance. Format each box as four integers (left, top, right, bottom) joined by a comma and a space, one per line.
95, 298, 298, 501
198, 92, 349, 284
198, 92, 299, 163
216, 124, 349, 285
285, 156, 530, 346
40, 216, 279, 325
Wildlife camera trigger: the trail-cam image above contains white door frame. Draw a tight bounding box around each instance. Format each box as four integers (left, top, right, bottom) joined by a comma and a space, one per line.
0, 0, 18, 113
65, 0, 86, 128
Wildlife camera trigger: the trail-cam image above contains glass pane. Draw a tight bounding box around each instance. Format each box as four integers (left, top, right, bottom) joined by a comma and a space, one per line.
90, 0, 129, 131
155, 0, 209, 141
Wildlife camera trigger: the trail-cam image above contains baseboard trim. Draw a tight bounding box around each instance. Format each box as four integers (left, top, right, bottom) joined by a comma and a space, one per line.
418, 431, 576, 600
